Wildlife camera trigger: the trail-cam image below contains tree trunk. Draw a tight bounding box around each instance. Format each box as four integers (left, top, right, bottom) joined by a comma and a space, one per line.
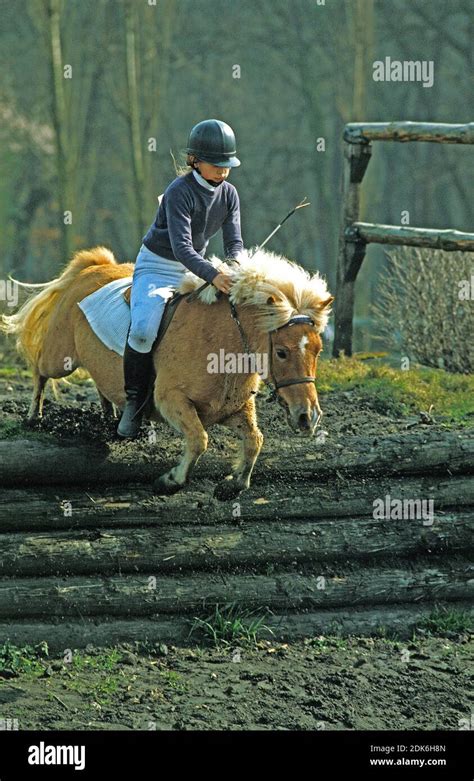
123, 0, 147, 237
46, 0, 73, 261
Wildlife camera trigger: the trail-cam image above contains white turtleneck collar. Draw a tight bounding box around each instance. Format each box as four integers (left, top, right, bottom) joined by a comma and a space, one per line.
192, 168, 216, 192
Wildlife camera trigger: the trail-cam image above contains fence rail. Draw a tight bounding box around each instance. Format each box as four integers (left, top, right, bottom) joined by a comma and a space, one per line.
333, 121, 474, 357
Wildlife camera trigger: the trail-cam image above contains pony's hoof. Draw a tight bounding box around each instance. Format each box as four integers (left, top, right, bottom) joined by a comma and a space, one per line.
152, 475, 181, 495
213, 479, 243, 502
22, 416, 37, 429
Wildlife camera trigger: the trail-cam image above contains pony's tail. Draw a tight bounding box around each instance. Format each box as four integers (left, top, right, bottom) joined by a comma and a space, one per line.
1, 246, 116, 368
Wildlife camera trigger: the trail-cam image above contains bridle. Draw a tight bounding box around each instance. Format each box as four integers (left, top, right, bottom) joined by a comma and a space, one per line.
228, 300, 318, 403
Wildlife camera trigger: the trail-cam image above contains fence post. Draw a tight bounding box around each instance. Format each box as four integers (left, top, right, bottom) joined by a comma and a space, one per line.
333, 139, 372, 357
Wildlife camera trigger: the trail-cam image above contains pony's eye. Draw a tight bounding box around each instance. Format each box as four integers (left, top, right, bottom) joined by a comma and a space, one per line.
276, 349, 287, 360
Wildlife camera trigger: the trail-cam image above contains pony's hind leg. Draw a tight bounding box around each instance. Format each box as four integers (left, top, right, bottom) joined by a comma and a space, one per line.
153, 392, 208, 494
97, 389, 116, 418
25, 370, 48, 427
214, 397, 264, 501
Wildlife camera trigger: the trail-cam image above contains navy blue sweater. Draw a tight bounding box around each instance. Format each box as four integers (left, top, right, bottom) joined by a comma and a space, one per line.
142, 171, 243, 284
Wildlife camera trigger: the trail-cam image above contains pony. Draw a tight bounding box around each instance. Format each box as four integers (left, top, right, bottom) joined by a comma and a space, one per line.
1, 246, 333, 498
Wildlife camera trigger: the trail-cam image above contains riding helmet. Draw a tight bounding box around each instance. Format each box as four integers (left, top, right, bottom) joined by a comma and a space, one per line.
186, 119, 240, 167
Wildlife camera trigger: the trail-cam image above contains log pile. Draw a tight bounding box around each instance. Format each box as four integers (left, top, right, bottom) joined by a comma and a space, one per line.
0, 429, 472, 649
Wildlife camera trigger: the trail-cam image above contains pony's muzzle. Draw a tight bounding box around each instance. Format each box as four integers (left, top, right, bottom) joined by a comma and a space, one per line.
290, 405, 322, 436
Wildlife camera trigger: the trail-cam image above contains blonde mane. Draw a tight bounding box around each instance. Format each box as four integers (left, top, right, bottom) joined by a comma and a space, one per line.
178, 247, 333, 333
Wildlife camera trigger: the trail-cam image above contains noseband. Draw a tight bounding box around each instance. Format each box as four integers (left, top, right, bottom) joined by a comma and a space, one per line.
228, 302, 317, 401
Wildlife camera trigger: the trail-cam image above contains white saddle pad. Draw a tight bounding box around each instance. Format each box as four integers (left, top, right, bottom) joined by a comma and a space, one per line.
77, 277, 133, 357
77, 254, 183, 356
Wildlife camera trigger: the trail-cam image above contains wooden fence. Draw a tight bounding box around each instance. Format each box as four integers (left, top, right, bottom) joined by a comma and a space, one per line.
333, 121, 474, 357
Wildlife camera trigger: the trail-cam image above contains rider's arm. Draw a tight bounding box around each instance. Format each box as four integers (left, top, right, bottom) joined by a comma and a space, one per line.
222, 187, 244, 260
166, 189, 219, 285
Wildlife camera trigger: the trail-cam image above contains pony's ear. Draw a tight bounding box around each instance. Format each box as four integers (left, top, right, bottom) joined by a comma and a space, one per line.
319, 295, 334, 309
267, 295, 276, 305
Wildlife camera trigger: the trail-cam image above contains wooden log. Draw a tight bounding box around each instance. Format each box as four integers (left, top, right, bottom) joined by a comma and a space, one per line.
351, 222, 474, 252
344, 122, 474, 145
0, 428, 472, 488
265, 601, 473, 640
2, 600, 471, 649
0, 559, 471, 618
0, 512, 472, 577
0, 438, 140, 487
0, 473, 473, 530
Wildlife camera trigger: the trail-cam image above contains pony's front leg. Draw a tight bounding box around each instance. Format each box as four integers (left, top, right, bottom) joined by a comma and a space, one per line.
153, 393, 208, 494
214, 398, 264, 501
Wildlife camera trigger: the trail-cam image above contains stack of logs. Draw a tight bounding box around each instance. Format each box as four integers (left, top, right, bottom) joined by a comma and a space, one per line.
0, 428, 472, 650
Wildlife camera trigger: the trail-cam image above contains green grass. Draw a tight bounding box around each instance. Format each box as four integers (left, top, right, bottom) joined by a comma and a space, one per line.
415, 606, 472, 636
0, 367, 31, 379
189, 603, 273, 648
63, 674, 122, 705
317, 356, 474, 422
0, 640, 49, 676
61, 650, 124, 705
158, 669, 187, 692
305, 636, 349, 652
0, 419, 26, 438
70, 649, 123, 672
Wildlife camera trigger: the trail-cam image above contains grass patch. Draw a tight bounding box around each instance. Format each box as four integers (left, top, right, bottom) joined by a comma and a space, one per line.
189, 603, 273, 648
0, 419, 25, 439
0, 366, 31, 379
70, 649, 123, 672
0, 640, 49, 677
415, 606, 472, 636
305, 636, 348, 652
63, 674, 122, 705
158, 669, 187, 692
61, 650, 124, 705
318, 356, 474, 421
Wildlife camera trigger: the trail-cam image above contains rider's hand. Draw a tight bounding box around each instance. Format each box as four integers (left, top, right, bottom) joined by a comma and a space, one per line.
212, 272, 233, 295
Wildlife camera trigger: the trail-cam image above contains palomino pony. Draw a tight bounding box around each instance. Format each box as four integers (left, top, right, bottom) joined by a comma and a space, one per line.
2, 247, 333, 498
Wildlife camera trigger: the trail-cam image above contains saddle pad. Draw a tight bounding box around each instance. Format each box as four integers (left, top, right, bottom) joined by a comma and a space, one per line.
77, 277, 134, 357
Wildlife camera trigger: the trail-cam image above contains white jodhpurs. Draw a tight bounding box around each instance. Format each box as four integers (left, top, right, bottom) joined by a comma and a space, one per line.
128, 243, 187, 353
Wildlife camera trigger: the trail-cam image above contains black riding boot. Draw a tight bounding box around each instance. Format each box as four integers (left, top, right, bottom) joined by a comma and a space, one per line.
117, 342, 152, 439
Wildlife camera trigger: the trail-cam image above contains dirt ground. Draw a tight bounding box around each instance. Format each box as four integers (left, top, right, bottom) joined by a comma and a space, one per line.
0, 369, 472, 731
0, 636, 472, 731
0, 363, 457, 448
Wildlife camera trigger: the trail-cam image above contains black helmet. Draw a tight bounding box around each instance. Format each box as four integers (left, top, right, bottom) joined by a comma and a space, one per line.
186, 119, 240, 167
